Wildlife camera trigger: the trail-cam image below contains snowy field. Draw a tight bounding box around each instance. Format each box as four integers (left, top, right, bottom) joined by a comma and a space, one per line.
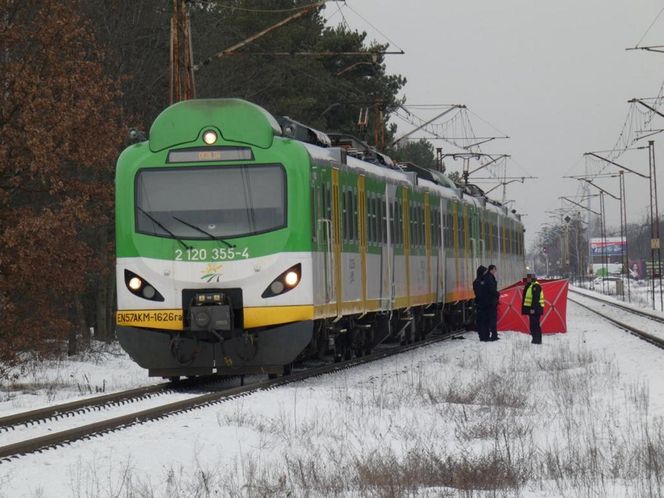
1, 298, 663, 497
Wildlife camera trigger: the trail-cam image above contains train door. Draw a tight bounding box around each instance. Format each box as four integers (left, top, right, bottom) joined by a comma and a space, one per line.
438, 198, 446, 303
331, 169, 343, 318
314, 172, 334, 304
479, 208, 486, 267
470, 204, 479, 277
384, 183, 398, 309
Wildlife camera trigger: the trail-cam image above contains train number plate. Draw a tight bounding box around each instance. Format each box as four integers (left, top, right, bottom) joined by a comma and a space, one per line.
175, 247, 250, 261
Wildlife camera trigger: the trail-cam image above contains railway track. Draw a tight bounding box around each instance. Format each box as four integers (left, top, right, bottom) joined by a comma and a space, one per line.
568, 288, 664, 349
0, 377, 214, 433
0, 331, 460, 462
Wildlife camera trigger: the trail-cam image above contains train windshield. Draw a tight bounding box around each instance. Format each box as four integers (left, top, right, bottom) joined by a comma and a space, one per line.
135, 164, 286, 239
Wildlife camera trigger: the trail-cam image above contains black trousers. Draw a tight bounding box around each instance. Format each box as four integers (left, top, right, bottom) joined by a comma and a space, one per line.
529, 313, 542, 344
487, 307, 497, 339
476, 311, 489, 341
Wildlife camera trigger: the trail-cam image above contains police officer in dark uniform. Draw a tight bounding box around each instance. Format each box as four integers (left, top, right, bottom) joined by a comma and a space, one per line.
522, 273, 545, 344
483, 264, 500, 341
473, 265, 489, 341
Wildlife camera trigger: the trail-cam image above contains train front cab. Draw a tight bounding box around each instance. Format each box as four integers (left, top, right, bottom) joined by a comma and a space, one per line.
115, 100, 316, 378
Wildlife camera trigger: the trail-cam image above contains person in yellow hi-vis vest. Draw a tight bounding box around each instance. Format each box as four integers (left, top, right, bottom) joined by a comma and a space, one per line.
522, 273, 545, 344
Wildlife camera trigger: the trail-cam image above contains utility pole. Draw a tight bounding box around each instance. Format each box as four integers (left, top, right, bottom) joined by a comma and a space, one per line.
575, 178, 623, 298
170, 0, 195, 104
583, 149, 656, 307
648, 140, 663, 310
560, 197, 600, 282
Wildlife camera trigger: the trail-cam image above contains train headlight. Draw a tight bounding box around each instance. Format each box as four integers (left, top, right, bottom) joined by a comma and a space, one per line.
284, 271, 299, 287
203, 130, 218, 145
142, 285, 156, 299
261, 263, 302, 298
128, 277, 142, 291
124, 269, 165, 302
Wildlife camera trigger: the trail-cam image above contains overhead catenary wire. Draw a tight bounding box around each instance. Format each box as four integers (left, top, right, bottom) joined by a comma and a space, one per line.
635, 5, 664, 48
343, 2, 405, 53
213, 1, 342, 13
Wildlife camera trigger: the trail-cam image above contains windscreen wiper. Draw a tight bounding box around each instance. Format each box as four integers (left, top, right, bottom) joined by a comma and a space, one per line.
137, 206, 192, 250
172, 215, 235, 248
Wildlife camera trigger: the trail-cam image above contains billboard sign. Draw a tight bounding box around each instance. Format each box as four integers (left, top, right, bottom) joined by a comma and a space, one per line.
590, 237, 625, 257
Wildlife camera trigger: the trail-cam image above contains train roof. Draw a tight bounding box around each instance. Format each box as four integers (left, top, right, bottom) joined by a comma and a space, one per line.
303, 141, 522, 224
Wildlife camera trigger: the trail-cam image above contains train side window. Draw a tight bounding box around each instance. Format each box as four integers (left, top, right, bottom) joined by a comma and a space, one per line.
352, 188, 358, 243
343, 189, 350, 243
351, 189, 356, 243
368, 195, 375, 245
410, 205, 416, 247
324, 184, 331, 224
367, 195, 372, 245
416, 204, 420, 247
312, 184, 318, 243
389, 201, 395, 245
421, 205, 425, 247
397, 200, 403, 245
378, 197, 387, 244
418, 204, 423, 247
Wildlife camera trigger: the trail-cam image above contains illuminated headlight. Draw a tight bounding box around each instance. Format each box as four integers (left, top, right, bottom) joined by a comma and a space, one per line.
284, 271, 299, 287
203, 130, 218, 145
128, 277, 142, 291
261, 264, 302, 298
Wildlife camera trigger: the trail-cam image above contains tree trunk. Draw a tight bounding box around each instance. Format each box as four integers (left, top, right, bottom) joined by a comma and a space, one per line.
96, 271, 108, 341
106, 272, 116, 344
75, 295, 91, 350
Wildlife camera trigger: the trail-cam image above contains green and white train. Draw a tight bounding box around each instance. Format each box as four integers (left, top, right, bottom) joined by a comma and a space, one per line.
115, 99, 525, 378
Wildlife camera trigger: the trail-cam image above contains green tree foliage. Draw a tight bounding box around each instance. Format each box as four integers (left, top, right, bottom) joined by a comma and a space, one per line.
0, 0, 406, 366
191, 0, 405, 145
0, 0, 124, 364
390, 139, 436, 169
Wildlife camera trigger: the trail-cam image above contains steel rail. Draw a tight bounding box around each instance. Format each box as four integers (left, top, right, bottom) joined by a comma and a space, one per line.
0, 376, 229, 432
0, 383, 172, 432
0, 332, 460, 461
569, 288, 664, 324
568, 295, 664, 349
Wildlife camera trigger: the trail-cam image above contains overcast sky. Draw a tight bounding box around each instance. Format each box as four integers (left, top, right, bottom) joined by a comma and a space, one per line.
328, 0, 664, 247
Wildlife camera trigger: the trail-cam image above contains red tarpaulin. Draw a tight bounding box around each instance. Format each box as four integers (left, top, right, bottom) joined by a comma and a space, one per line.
497, 279, 569, 333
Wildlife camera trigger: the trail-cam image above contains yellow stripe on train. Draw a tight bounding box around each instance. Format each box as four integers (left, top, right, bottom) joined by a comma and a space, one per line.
116, 309, 184, 330
116, 306, 316, 331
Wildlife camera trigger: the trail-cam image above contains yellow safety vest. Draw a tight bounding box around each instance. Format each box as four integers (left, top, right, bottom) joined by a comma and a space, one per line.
524, 281, 545, 308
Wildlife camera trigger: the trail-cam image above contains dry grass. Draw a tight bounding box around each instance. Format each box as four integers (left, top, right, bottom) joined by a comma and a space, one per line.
48, 334, 664, 498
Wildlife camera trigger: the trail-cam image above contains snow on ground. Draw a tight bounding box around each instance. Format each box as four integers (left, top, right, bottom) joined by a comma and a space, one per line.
1, 298, 664, 497
0, 343, 160, 418
575, 278, 664, 313
570, 286, 664, 342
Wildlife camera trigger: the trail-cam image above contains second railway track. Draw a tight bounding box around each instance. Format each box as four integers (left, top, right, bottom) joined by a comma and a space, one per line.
569, 288, 664, 349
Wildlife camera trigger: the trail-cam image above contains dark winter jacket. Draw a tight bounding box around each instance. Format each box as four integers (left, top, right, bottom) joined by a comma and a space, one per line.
521, 281, 532, 315
482, 272, 500, 308
473, 266, 488, 311
524, 280, 545, 316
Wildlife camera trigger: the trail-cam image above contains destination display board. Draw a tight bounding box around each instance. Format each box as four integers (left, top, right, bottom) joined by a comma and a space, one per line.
167, 147, 253, 163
